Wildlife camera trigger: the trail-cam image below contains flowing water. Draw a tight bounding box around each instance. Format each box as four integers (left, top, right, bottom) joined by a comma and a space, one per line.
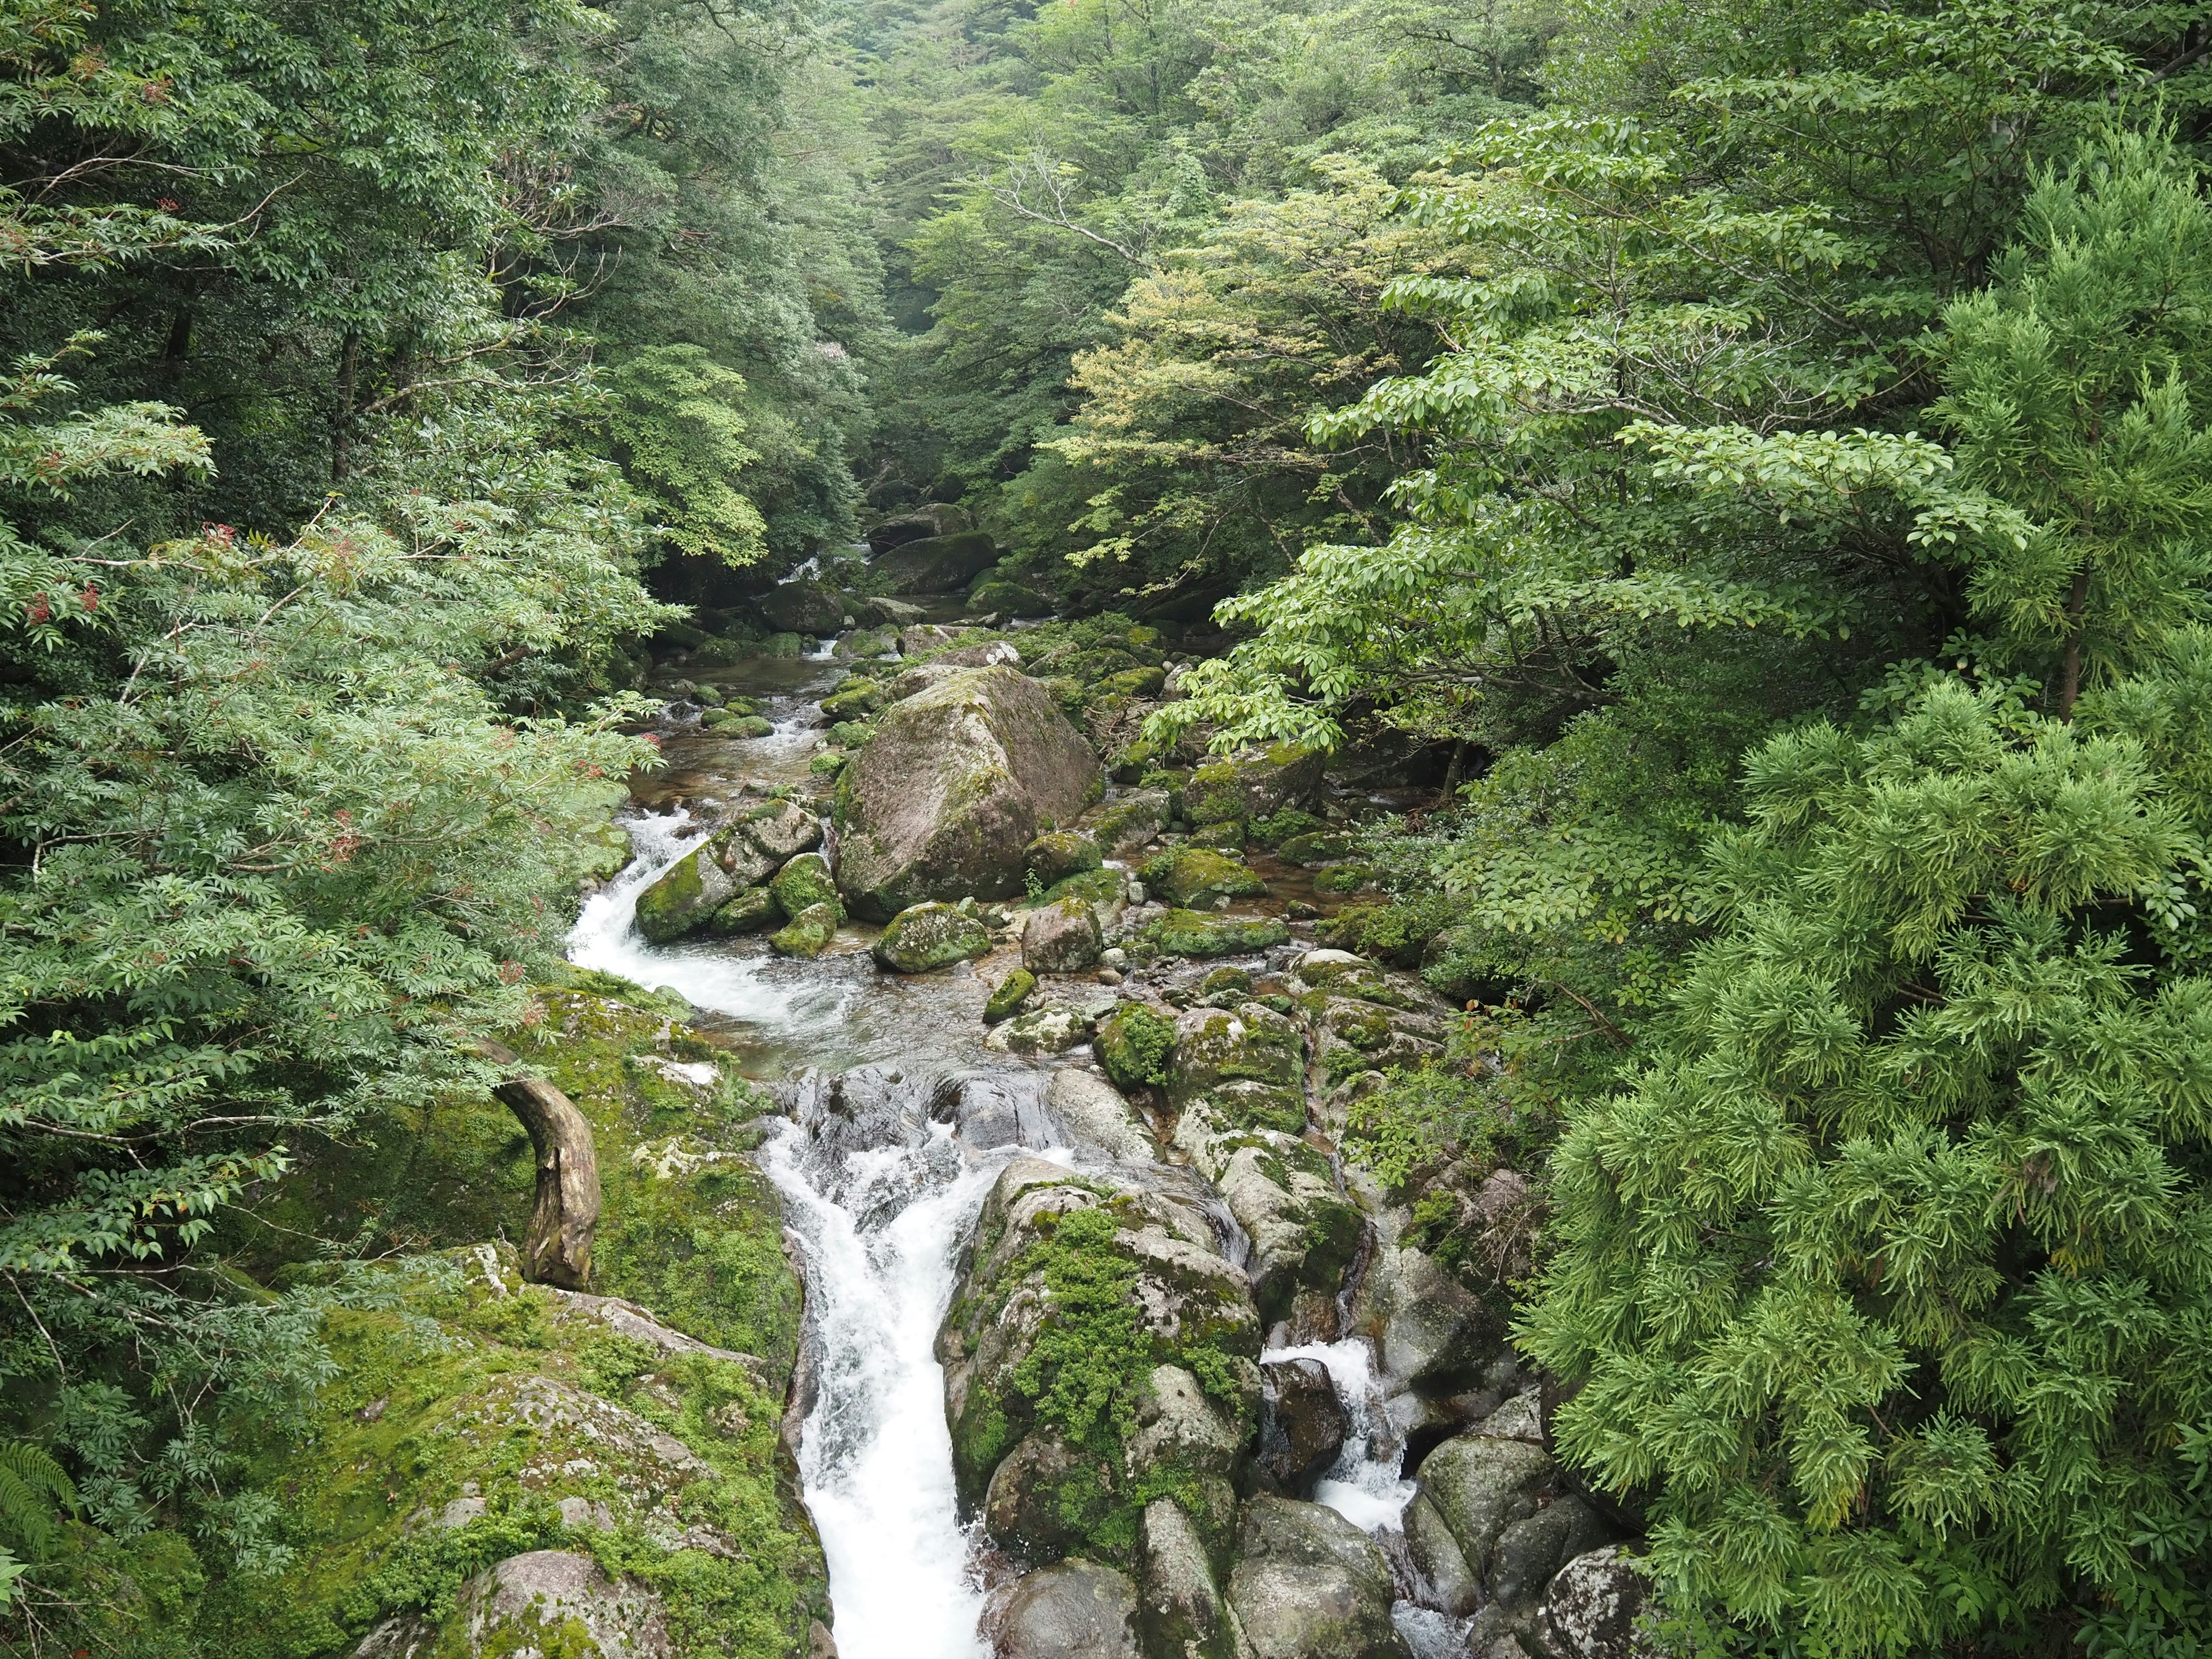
565, 642, 1433, 1659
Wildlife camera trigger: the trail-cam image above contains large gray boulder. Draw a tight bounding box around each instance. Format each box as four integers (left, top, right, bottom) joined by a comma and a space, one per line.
874, 529, 1000, 594
460, 1550, 669, 1658
1137, 1499, 1234, 1659
1348, 1243, 1499, 1396
983, 1558, 1142, 1659
1022, 897, 1104, 973
836, 667, 1101, 921
1532, 1547, 1658, 1659
1418, 1430, 1555, 1584
757, 578, 846, 635
631, 801, 823, 943
1226, 1495, 1408, 1659
1045, 1069, 1153, 1162
1218, 1142, 1364, 1326
866, 502, 970, 556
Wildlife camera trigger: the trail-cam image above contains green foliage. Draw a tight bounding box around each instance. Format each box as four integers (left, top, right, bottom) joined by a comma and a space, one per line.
0, 1441, 77, 1568
586, 346, 769, 567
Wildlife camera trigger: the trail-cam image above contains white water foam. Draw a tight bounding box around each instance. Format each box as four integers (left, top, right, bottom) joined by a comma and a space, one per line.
1263, 1336, 1417, 1533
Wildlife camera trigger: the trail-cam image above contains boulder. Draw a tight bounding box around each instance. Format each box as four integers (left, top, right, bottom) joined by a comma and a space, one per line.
704, 885, 779, 935
820, 681, 885, 722
1277, 829, 1355, 865
985, 969, 1038, 1024
1146, 910, 1289, 959
1086, 789, 1171, 855
1042, 866, 1128, 933
1045, 1069, 1153, 1162
971, 579, 1051, 616
984, 1003, 1097, 1056
1139, 847, 1267, 908
836, 666, 1101, 921
867, 503, 970, 555
1096, 1003, 1176, 1092
757, 579, 846, 635
770, 852, 841, 922
1185, 747, 1325, 828
703, 711, 775, 738
932, 1071, 1058, 1150
1348, 1244, 1499, 1397
1023, 898, 1104, 974
1137, 1499, 1233, 1659
874, 530, 1001, 594
1404, 1492, 1480, 1616
454, 1550, 670, 1658
1531, 1547, 1657, 1659
740, 799, 825, 861
982, 1559, 1141, 1659
1256, 1359, 1347, 1496
874, 901, 992, 972
1168, 1004, 1305, 1126
1219, 1143, 1363, 1324
1491, 1498, 1610, 1619
986, 1430, 1094, 1562
1418, 1431, 1555, 1584
1026, 830, 1103, 885
1226, 1495, 1407, 1659
633, 842, 740, 943
768, 902, 838, 958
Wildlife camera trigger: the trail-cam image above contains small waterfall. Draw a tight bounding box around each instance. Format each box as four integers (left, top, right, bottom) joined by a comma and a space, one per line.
1260, 1336, 1415, 1533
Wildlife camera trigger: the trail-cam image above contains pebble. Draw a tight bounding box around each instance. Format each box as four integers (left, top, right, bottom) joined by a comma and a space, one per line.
1096, 968, 1122, 985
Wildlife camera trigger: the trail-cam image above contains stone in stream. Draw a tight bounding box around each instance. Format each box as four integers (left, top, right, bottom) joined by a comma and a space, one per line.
835, 666, 1101, 921
703, 710, 775, 738
703, 885, 778, 935
983, 1002, 1097, 1056
1136, 1499, 1233, 1659
981, 1558, 1142, 1659
984, 968, 1037, 1023
1348, 1242, 1501, 1397
1404, 1490, 1482, 1616
769, 851, 841, 922
819, 680, 885, 721
1084, 787, 1171, 855
756, 578, 847, 635
1255, 1358, 1347, 1497
632, 840, 738, 942
768, 901, 838, 957
1044, 1069, 1153, 1162
873, 529, 1000, 594
866, 502, 969, 555
1094, 1002, 1176, 1091
1165, 1002, 1307, 1166
1226, 1494, 1408, 1659
1416, 1429, 1556, 1585
1183, 745, 1325, 829
1025, 830, 1102, 885
1021, 897, 1103, 974
1138, 847, 1267, 908
1145, 910, 1289, 959
874, 900, 992, 972
630, 800, 823, 943
930, 1070, 1056, 1150
1218, 1141, 1365, 1326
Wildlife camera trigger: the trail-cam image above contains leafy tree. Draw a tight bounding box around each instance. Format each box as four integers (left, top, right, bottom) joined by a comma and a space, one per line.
1520, 130, 2212, 1656
585, 344, 770, 567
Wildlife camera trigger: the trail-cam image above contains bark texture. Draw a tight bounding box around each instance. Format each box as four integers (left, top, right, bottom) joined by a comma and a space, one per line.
482, 1039, 601, 1288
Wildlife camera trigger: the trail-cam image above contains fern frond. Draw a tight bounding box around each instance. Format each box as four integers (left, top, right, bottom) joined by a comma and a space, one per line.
0, 1441, 78, 1562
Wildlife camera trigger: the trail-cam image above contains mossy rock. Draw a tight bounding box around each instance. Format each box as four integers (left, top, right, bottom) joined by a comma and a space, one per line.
1042, 865, 1126, 918
874, 901, 992, 973
872, 530, 1000, 596
633, 843, 729, 944
827, 719, 874, 749
820, 683, 884, 722
1147, 910, 1290, 959
1099, 664, 1167, 699
984, 968, 1038, 1024
1026, 830, 1103, 886
985, 1003, 1099, 1056
1198, 966, 1253, 1003
969, 579, 1051, 617
1188, 819, 1246, 850
1312, 863, 1376, 896
1139, 847, 1267, 908
704, 886, 779, 935
754, 632, 805, 658
768, 901, 838, 957
1184, 745, 1324, 827
769, 853, 840, 922
809, 752, 848, 777
1278, 829, 1356, 865
1086, 789, 1169, 854
709, 712, 777, 739
1095, 1003, 1175, 1090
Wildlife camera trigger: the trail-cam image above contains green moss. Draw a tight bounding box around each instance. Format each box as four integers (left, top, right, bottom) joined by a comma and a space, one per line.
768, 902, 837, 957
767, 853, 839, 922
983, 969, 1037, 1024
706, 886, 779, 935
827, 719, 873, 749
1138, 847, 1266, 908
632, 847, 709, 944
1094, 1004, 1175, 1090
1145, 910, 1289, 959
819, 683, 883, 722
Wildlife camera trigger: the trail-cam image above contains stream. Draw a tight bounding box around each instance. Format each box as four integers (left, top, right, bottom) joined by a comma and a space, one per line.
565, 634, 1461, 1659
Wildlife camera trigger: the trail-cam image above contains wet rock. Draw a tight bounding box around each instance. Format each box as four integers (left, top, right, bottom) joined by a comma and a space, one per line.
1166, 1004, 1307, 1161
1127, 1362, 1245, 1491
1226, 1495, 1407, 1659
1255, 1359, 1347, 1496
1185, 746, 1324, 828
874, 530, 1001, 594
1027, 830, 1103, 885
1277, 829, 1355, 865
1349, 1243, 1500, 1396
632, 841, 740, 943
1046, 1069, 1153, 1161
875, 900, 992, 972
820, 681, 885, 722
984, 1003, 1098, 1055
455, 1550, 671, 1658
971, 578, 1051, 616
1491, 1497, 1610, 1618
932, 1071, 1058, 1150
704, 885, 779, 935
703, 710, 775, 738
1086, 789, 1171, 855
1219, 1143, 1363, 1324
1041, 865, 1128, 932
982, 1558, 1142, 1659
986, 1429, 1094, 1561
1137, 1499, 1233, 1659
735, 797, 825, 862
936, 640, 1025, 669
1146, 910, 1289, 959
1096, 1002, 1176, 1091
757, 579, 846, 635
986, 968, 1038, 1024
770, 851, 841, 921
768, 901, 838, 957
868, 503, 970, 555
1404, 1491, 1479, 1616
1138, 847, 1267, 908
1418, 1431, 1554, 1583
1023, 897, 1104, 974
1531, 1547, 1658, 1659
837, 666, 1101, 920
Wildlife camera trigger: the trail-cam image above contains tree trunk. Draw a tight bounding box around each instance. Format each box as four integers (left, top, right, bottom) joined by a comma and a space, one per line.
480, 1040, 600, 1288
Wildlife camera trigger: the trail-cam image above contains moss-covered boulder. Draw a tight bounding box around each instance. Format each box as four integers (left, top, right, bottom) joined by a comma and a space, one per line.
756, 578, 847, 635
835, 666, 1102, 920
1100, 664, 1168, 698
969, 579, 1051, 616
632, 841, 738, 943
827, 718, 874, 749
1043, 865, 1128, 933
1277, 828, 1355, 866
1086, 789, 1171, 854
704, 885, 779, 935
1025, 830, 1103, 886
983, 1003, 1098, 1056
1168, 1003, 1305, 1117
866, 502, 969, 555
768, 851, 840, 922
873, 529, 1000, 594
1021, 897, 1103, 974
985, 968, 1038, 1024
703, 709, 776, 738
1218, 1138, 1366, 1326
1185, 745, 1325, 828
820, 681, 885, 722
1227, 1497, 1405, 1659
874, 901, 992, 972
633, 805, 827, 944
1095, 1003, 1176, 1091
768, 901, 838, 957
1146, 910, 1289, 959
1139, 847, 1267, 908
938, 1161, 1262, 1568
